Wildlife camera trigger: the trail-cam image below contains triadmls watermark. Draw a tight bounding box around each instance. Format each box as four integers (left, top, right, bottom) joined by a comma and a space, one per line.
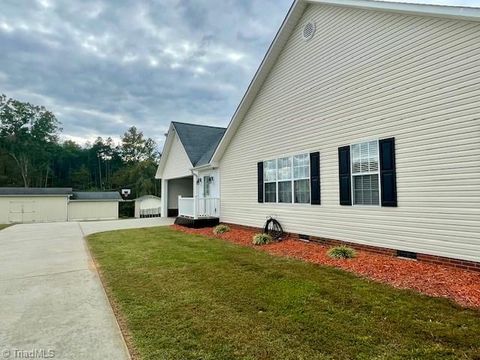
1, 348, 55, 359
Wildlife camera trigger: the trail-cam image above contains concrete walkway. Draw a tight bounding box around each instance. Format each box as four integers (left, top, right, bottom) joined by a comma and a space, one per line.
0, 218, 173, 360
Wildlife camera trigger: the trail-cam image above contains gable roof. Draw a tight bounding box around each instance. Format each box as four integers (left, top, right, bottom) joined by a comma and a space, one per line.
172, 122, 226, 167
0, 187, 72, 196
71, 192, 122, 201
211, 0, 480, 164
156, 122, 227, 179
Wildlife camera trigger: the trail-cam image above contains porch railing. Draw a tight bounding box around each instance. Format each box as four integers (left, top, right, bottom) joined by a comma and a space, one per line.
139, 207, 162, 218
178, 196, 220, 219
178, 197, 195, 218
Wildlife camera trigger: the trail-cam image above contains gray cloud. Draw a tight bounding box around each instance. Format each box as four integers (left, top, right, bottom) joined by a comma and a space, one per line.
0, 0, 477, 147
0, 0, 292, 146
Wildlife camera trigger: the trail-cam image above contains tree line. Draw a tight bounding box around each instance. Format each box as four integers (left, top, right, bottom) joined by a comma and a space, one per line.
0, 94, 160, 198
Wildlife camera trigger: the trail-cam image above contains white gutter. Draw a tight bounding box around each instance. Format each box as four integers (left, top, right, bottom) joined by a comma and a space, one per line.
309, 0, 480, 22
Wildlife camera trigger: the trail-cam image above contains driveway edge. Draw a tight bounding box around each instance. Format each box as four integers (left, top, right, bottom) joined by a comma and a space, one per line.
78, 223, 133, 360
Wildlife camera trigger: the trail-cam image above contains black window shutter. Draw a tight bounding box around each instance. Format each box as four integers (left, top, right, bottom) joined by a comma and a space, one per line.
257, 162, 264, 203
338, 146, 352, 206
310, 152, 321, 205
379, 137, 397, 207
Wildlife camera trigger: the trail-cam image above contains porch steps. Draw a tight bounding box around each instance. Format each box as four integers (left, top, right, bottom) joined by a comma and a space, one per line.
174, 216, 219, 229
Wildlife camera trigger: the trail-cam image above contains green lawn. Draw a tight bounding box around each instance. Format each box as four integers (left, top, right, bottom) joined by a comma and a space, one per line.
88, 227, 480, 360
0, 224, 11, 231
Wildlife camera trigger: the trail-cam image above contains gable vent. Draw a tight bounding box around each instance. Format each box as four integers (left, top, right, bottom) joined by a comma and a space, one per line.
303, 21, 316, 41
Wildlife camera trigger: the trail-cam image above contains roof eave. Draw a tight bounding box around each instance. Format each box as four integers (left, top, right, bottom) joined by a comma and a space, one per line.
156, 123, 193, 179
309, 0, 480, 22
211, 0, 306, 164
155, 123, 175, 179
192, 162, 218, 171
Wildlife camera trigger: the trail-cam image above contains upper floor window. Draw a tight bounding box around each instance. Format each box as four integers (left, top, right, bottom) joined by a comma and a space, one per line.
351, 140, 379, 205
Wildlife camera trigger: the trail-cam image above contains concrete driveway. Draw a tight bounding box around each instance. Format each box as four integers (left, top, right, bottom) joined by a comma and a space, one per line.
0, 218, 173, 360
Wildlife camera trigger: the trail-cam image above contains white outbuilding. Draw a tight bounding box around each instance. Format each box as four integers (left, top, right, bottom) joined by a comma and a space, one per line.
0, 188, 122, 224
134, 195, 162, 218
0, 187, 71, 223
68, 192, 122, 221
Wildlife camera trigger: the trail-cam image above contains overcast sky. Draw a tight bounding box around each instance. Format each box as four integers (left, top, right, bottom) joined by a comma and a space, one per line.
1, 0, 478, 147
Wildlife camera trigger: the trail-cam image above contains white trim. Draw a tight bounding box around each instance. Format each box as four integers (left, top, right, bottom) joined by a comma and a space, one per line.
192, 163, 217, 171
350, 139, 381, 206
308, 0, 480, 21
155, 124, 193, 179
211, 0, 480, 164
263, 152, 312, 205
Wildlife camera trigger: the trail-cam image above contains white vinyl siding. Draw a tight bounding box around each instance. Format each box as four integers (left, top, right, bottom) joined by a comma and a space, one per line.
219, 4, 480, 262
162, 133, 193, 180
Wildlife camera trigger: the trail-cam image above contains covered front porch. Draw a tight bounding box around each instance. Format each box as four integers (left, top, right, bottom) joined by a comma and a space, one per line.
161, 174, 220, 228
176, 196, 220, 228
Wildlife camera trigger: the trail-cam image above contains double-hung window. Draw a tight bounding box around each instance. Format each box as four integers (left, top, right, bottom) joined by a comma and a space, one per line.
264, 159, 277, 203
293, 154, 310, 203
263, 153, 311, 204
277, 157, 292, 203
351, 140, 380, 205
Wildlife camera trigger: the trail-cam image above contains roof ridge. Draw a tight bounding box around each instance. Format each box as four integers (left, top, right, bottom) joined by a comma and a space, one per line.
172, 121, 226, 130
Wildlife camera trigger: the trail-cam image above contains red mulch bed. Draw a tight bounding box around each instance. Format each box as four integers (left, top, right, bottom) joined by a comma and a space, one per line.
171, 225, 480, 309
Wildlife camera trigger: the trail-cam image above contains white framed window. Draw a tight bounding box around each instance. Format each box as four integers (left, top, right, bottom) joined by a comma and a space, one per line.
264, 159, 277, 203
263, 153, 310, 204
351, 140, 380, 205
277, 157, 292, 203
293, 154, 310, 204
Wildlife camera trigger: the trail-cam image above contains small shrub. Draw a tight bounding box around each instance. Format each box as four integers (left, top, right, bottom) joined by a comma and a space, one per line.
327, 246, 356, 259
252, 233, 272, 246
213, 224, 231, 235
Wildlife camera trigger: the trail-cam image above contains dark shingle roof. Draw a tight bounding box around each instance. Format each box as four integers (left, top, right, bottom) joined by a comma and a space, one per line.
0, 187, 72, 196
172, 122, 226, 167
72, 192, 122, 201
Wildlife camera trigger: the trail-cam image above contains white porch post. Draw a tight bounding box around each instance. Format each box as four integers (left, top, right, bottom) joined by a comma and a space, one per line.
161, 178, 168, 218
192, 173, 198, 220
